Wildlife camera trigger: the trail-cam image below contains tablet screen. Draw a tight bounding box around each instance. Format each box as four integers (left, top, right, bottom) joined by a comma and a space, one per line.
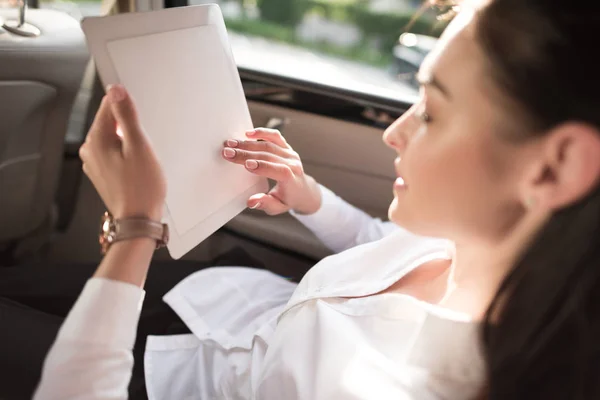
107, 25, 254, 236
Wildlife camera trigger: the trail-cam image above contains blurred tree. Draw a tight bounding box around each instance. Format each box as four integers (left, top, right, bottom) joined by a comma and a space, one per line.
257, 0, 310, 28
233, 0, 247, 19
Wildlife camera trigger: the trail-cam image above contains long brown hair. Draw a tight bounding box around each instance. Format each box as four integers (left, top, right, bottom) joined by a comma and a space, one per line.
473, 1, 600, 398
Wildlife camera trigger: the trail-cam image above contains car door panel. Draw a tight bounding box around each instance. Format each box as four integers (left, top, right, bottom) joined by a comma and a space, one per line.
248, 100, 397, 216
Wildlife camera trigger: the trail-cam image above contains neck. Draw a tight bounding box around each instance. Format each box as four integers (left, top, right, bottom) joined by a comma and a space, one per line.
442, 209, 550, 320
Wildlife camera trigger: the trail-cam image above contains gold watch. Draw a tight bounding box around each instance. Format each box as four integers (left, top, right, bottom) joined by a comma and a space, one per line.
99, 212, 169, 254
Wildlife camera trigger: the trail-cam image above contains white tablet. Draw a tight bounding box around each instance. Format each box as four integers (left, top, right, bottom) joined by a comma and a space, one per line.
82, 5, 268, 259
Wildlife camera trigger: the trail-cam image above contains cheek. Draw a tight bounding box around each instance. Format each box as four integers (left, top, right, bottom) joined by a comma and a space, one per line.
388, 132, 451, 233
389, 129, 517, 240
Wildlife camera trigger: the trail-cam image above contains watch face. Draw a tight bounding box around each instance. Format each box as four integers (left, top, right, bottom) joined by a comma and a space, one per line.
99, 212, 116, 254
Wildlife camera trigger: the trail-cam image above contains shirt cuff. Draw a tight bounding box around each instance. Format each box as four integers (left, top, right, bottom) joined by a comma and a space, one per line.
289, 185, 346, 231
57, 278, 145, 350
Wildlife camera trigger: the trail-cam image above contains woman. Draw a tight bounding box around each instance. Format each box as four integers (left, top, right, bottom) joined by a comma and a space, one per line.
33, 0, 600, 398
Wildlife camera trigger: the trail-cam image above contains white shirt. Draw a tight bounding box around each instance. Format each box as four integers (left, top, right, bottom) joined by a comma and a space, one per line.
34, 185, 485, 399
34, 278, 145, 399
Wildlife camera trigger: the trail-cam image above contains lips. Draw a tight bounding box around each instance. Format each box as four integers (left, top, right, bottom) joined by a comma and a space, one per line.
393, 158, 408, 190
394, 158, 406, 186
394, 157, 402, 176
394, 177, 407, 190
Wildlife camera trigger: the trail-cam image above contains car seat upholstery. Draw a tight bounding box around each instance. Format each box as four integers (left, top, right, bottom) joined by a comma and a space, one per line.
0, 8, 88, 253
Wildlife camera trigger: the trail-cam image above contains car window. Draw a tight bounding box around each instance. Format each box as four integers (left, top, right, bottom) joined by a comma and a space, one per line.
0, 0, 102, 19
39, 0, 102, 19
184, 0, 450, 100
1, 0, 450, 103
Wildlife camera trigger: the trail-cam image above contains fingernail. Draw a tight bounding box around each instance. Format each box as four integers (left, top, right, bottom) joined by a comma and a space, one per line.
226, 139, 238, 148
107, 84, 126, 103
246, 160, 258, 170
250, 202, 261, 210
223, 148, 236, 159
246, 130, 256, 136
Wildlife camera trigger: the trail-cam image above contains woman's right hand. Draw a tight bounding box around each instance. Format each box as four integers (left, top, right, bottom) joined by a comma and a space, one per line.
222, 128, 322, 215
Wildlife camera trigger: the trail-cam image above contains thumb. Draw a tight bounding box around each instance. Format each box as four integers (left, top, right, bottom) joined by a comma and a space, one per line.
248, 193, 289, 216
106, 84, 145, 145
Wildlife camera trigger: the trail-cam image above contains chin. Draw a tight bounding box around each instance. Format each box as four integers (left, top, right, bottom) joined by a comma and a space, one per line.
388, 197, 430, 237
388, 197, 402, 225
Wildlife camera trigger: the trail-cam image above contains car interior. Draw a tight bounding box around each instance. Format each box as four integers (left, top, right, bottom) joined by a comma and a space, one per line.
0, 0, 419, 282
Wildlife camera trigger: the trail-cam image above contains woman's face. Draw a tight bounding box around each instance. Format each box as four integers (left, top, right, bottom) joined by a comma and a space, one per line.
384, 10, 537, 245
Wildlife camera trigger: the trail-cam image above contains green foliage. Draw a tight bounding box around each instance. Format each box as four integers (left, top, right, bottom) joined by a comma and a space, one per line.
305, 39, 392, 67
256, 0, 311, 28
305, 1, 448, 52
305, 0, 359, 21
224, 17, 391, 67
226, 0, 449, 67
348, 6, 447, 52
225, 18, 295, 42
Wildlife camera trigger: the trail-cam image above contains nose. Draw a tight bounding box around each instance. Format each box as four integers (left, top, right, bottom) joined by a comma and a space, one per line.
382, 105, 419, 154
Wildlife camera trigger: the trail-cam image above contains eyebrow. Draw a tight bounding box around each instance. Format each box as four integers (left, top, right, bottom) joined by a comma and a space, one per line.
416, 70, 451, 99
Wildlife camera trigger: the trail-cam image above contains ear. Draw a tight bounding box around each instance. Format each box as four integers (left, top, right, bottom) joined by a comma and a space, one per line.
526, 123, 600, 210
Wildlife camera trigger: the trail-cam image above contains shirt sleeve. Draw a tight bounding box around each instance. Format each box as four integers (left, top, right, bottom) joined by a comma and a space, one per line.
33, 278, 145, 400
290, 184, 399, 253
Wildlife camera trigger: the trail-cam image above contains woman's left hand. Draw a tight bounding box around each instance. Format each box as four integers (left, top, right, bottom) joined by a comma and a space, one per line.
79, 85, 166, 221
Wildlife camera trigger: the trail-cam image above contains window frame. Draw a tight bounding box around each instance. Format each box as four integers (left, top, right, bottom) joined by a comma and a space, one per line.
167, 0, 419, 116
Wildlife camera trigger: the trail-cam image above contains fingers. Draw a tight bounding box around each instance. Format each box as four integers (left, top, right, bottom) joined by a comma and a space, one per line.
81, 154, 91, 176
243, 159, 294, 182
89, 96, 116, 134
79, 142, 108, 184
106, 84, 145, 146
86, 96, 120, 151
246, 128, 289, 149
222, 147, 289, 166
80, 96, 119, 172
79, 143, 89, 165
248, 193, 289, 216
224, 139, 295, 159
